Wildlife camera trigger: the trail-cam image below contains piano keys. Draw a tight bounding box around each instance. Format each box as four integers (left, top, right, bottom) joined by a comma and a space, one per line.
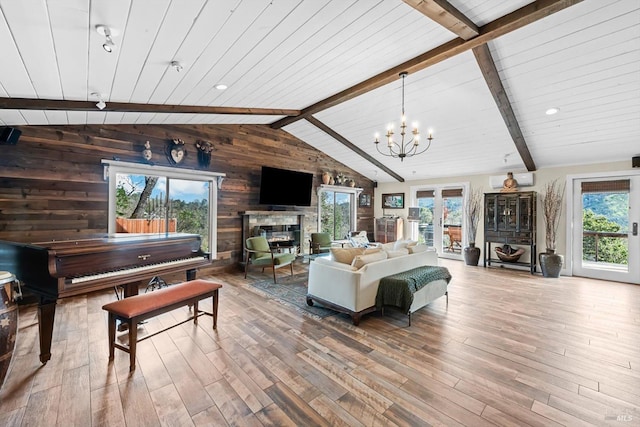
0, 233, 211, 363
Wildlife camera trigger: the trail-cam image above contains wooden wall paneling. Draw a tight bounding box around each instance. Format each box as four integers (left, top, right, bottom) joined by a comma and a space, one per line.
0, 124, 374, 272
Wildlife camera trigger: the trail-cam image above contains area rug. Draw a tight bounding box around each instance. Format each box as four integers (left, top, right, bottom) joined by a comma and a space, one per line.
248, 273, 338, 318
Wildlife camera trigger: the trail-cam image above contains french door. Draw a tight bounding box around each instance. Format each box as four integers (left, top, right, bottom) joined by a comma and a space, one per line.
413, 186, 464, 260
571, 175, 640, 283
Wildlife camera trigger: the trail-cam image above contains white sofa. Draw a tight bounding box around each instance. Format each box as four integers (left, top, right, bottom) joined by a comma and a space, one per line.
306, 246, 448, 325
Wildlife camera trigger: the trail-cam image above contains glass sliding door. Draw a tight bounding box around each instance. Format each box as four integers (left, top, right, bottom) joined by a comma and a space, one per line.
320, 190, 352, 240
416, 190, 435, 246
572, 177, 639, 283
168, 179, 211, 252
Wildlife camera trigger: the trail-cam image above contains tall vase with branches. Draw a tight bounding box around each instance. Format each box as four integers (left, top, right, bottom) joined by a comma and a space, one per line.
540, 179, 565, 277
541, 179, 565, 251
463, 186, 483, 265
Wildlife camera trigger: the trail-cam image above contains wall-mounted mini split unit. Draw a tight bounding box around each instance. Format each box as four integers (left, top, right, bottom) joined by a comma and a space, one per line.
489, 172, 534, 189
0, 127, 21, 144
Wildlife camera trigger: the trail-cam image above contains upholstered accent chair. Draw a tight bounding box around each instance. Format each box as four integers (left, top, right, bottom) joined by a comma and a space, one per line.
309, 232, 334, 255
244, 236, 295, 283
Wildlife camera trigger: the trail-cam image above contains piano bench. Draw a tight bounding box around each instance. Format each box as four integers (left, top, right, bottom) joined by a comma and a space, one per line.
102, 279, 222, 372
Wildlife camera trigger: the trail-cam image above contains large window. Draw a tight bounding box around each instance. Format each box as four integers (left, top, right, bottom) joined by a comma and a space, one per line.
103, 160, 224, 257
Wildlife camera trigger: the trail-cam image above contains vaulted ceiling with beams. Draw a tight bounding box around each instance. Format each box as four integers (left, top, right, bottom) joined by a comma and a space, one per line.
0, 0, 638, 183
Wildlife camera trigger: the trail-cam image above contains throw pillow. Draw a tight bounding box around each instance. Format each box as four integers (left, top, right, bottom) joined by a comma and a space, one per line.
330, 247, 365, 264
349, 234, 369, 248
393, 239, 417, 250
386, 248, 409, 258
351, 250, 388, 269
381, 242, 395, 252
314, 257, 357, 271
408, 244, 428, 254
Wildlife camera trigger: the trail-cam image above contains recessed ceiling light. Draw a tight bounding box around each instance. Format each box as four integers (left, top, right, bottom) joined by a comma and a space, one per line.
546, 107, 560, 115
215, 84, 228, 91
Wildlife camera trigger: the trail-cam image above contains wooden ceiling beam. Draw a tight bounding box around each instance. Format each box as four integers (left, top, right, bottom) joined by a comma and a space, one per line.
472, 44, 536, 171
305, 116, 405, 183
0, 97, 300, 116
271, 0, 583, 129
402, 0, 479, 40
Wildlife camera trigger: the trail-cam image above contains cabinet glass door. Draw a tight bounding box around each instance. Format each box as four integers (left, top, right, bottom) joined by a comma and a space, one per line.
485, 195, 497, 231
518, 195, 533, 231
498, 196, 518, 230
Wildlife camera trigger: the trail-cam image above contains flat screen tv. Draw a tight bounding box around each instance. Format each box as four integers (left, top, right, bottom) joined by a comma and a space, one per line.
259, 166, 313, 207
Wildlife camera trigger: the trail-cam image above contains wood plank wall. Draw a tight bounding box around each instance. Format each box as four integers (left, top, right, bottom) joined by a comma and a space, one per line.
0, 124, 375, 272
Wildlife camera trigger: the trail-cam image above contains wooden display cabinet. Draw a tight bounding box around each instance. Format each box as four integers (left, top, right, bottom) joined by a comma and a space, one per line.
483, 191, 537, 273
375, 217, 403, 243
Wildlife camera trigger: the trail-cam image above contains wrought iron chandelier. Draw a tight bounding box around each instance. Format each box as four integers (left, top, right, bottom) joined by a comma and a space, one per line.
374, 71, 433, 162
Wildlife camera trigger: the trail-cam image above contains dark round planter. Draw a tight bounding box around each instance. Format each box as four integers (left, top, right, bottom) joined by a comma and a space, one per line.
463, 243, 481, 266
539, 249, 563, 278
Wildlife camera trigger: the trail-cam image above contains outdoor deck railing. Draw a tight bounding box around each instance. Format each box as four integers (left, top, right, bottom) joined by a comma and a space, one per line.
582, 230, 627, 262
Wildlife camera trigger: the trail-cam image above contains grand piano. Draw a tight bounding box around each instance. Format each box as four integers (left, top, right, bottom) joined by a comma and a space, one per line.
0, 233, 211, 363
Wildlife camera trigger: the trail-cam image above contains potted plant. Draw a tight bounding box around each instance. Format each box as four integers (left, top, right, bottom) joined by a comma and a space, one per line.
539, 179, 565, 277
463, 186, 483, 265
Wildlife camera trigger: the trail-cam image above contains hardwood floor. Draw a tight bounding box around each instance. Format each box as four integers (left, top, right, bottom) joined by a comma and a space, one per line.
1, 259, 639, 426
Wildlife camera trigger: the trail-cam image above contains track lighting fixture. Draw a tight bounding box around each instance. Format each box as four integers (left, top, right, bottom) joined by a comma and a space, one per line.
91, 92, 106, 110
170, 61, 183, 72
96, 25, 116, 53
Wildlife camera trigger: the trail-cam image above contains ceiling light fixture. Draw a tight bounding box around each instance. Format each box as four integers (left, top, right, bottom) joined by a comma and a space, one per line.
546, 107, 560, 115
374, 72, 433, 162
215, 84, 228, 91
170, 61, 183, 72
91, 92, 106, 110
96, 25, 116, 53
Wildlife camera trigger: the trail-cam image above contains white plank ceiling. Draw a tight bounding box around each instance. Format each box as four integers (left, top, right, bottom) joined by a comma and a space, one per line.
0, 0, 638, 182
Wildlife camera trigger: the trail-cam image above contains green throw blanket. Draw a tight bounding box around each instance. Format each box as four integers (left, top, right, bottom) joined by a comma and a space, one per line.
376, 266, 452, 314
